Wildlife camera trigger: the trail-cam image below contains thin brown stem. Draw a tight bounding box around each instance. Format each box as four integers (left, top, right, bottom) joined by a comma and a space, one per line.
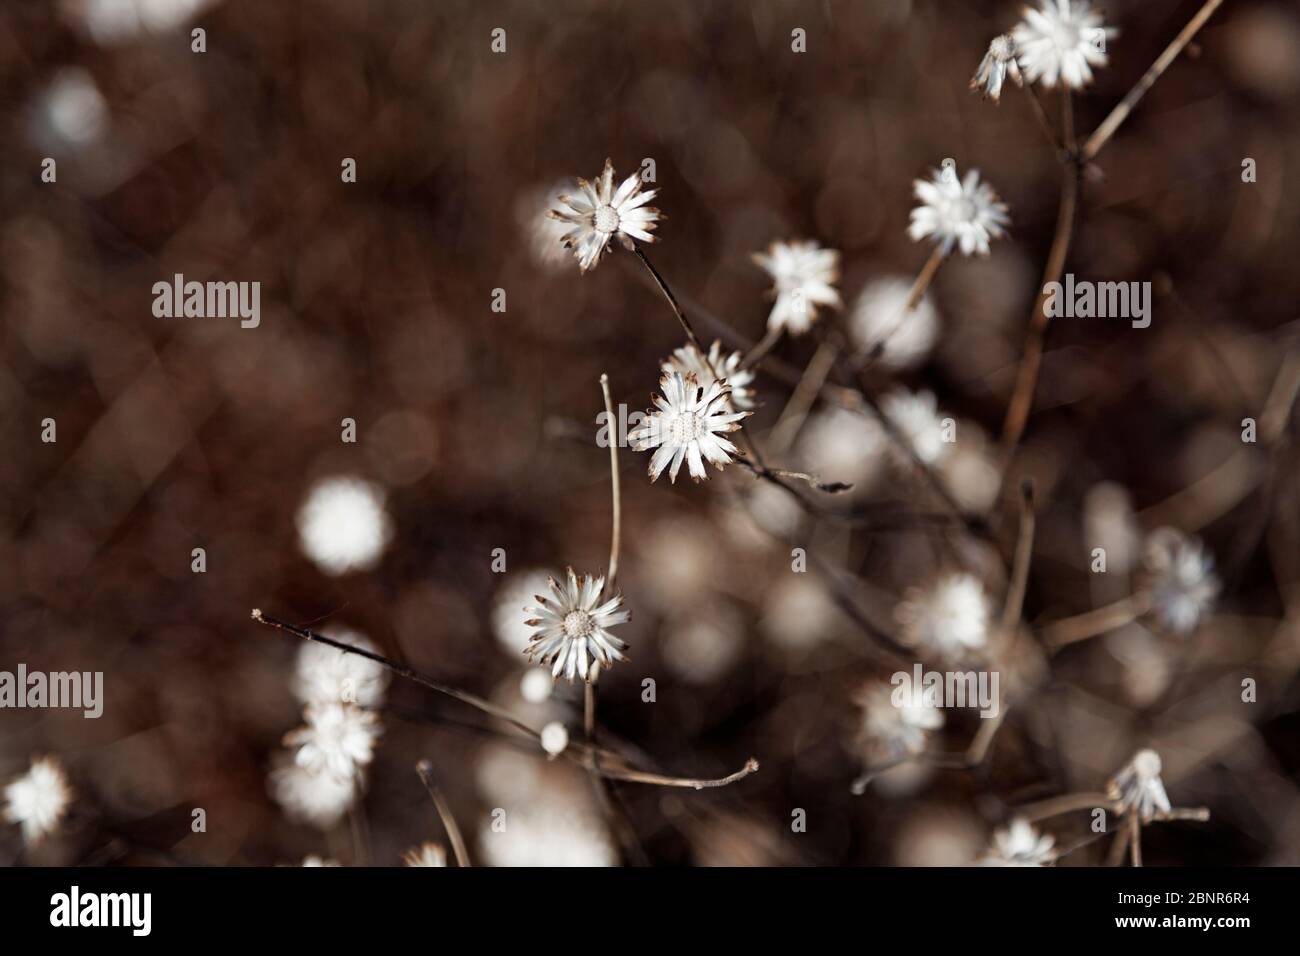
415, 759, 471, 867
598, 373, 621, 595
1017, 65, 1066, 155
632, 244, 706, 355
905, 246, 945, 311
598, 757, 760, 790
1081, 0, 1226, 163
1000, 480, 1036, 639
1016, 791, 1115, 822
741, 324, 784, 371
1039, 591, 1152, 651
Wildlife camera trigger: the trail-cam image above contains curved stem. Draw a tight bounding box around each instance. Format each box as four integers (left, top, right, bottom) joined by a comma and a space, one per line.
598, 373, 621, 596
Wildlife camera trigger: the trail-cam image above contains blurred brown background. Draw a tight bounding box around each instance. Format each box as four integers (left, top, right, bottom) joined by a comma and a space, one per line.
2, 0, 1299, 866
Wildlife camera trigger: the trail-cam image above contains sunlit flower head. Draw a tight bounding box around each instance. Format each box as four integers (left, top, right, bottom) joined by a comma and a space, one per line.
909, 165, 1009, 257
523, 568, 630, 681
285, 703, 382, 781
752, 239, 842, 335
895, 572, 991, 658
540, 721, 569, 756
548, 159, 661, 272
1012, 0, 1114, 89
970, 34, 1022, 101
296, 476, 393, 576
847, 277, 941, 370
269, 761, 357, 829
629, 371, 750, 483
662, 340, 756, 411
301, 855, 341, 866
3, 756, 72, 845
1141, 527, 1219, 635
293, 629, 389, 709
403, 842, 448, 867
1108, 749, 1172, 823
981, 818, 1056, 866
856, 682, 945, 765
881, 388, 953, 467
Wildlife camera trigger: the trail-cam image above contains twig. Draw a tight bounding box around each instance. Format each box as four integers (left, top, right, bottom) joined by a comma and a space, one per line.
905, 246, 945, 311
597, 757, 760, 790
1039, 591, 1152, 651
1081, 0, 1227, 163
741, 324, 784, 371
1016, 791, 1115, 822
1000, 480, 1036, 639
415, 759, 471, 867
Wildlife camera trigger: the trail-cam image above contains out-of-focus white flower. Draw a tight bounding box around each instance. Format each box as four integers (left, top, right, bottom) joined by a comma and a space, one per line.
909, 166, 1009, 257
540, 722, 569, 757
519, 667, 555, 703
548, 159, 661, 272
981, 818, 1056, 866
1085, 482, 1140, 577
846, 277, 941, 370
796, 407, 887, 492
475, 743, 543, 805
970, 34, 1022, 101
761, 576, 840, 651
895, 572, 992, 658
403, 842, 448, 867
296, 476, 392, 576
881, 388, 953, 466
663, 604, 745, 685
293, 629, 389, 708
1108, 749, 1172, 823
3, 756, 72, 845
285, 703, 381, 781
269, 761, 357, 829
301, 855, 341, 866
856, 682, 944, 765
1141, 528, 1220, 635
939, 421, 1001, 512
493, 569, 558, 654
752, 239, 842, 335
1012, 0, 1114, 89
629, 371, 750, 483
477, 797, 617, 867
61, 0, 219, 46
662, 340, 756, 411
42, 68, 108, 145
523, 568, 630, 681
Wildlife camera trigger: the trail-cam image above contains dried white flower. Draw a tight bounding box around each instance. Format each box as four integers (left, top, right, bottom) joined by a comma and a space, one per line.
881, 388, 953, 466
971, 34, 1022, 101
662, 340, 756, 411
548, 158, 661, 272
856, 682, 945, 764
1108, 749, 1172, 823
477, 795, 616, 867
296, 476, 393, 576
285, 703, 382, 781
540, 721, 570, 756
301, 855, 341, 867
846, 277, 941, 370
982, 818, 1056, 866
1012, 0, 1114, 90
403, 842, 448, 867
3, 756, 72, 845
629, 371, 750, 482
523, 568, 630, 681
909, 166, 1009, 257
1142, 527, 1219, 635
752, 239, 842, 335
293, 629, 389, 708
269, 761, 357, 829
895, 572, 992, 658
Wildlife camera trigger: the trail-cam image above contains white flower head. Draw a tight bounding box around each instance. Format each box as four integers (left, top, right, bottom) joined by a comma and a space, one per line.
296, 476, 393, 576
301, 855, 341, 866
403, 842, 448, 867
548, 158, 661, 272
856, 682, 945, 764
971, 35, 1023, 101
895, 572, 992, 658
982, 818, 1056, 866
847, 277, 941, 370
1141, 527, 1219, 635
752, 239, 842, 335
293, 629, 389, 709
523, 568, 630, 681
519, 667, 555, 703
540, 721, 569, 757
1108, 749, 1172, 823
909, 165, 1009, 257
285, 702, 382, 781
662, 340, 756, 411
269, 762, 357, 829
881, 388, 953, 467
477, 797, 617, 867
628, 371, 750, 483
493, 568, 559, 654
1012, 0, 1115, 90
3, 756, 72, 845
